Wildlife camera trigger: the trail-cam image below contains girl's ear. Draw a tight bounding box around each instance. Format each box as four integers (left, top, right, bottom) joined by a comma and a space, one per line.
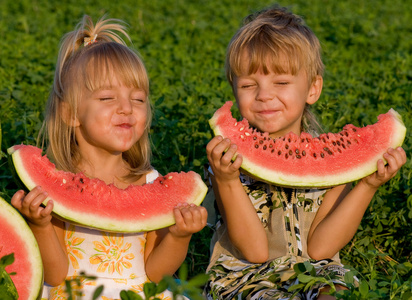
306, 75, 323, 105
61, 102, 80, 127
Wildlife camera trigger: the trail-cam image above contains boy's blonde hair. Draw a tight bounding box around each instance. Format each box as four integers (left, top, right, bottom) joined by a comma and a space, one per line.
226, 6, 324, 133
42, 15, 152, 178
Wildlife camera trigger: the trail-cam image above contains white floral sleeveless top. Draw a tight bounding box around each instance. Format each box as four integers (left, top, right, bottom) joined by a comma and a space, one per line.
41, 170, 174, 300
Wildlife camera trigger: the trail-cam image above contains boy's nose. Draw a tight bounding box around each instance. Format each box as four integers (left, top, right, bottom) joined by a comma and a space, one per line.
255, 86, 274, 102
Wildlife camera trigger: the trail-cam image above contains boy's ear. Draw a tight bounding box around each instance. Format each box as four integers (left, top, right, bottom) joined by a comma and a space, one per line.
61, 102, 80, 127
306, 75, 323, 105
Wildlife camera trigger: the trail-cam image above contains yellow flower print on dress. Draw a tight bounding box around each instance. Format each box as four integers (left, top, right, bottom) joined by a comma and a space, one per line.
65, 224, 85, 269
49, 271, 97, 300
129, 280, 172, 300
90, 232, 135, 275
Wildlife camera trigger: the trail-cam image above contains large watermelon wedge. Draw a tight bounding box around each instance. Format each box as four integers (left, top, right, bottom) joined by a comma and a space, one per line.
209, 101, 406, 187
0, 196, 43, 299
8, 145, 207, 233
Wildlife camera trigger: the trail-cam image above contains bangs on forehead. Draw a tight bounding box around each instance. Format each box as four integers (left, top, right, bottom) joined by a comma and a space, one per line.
80, 43, 149, 93
233, 38, 303, 77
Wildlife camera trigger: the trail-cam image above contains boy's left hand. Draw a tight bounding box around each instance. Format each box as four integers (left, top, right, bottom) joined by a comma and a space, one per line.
362, 147, 406, 189
169, 204, 207, 238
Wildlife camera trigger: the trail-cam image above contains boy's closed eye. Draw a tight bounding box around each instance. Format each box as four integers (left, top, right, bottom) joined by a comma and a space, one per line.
240, 84, 256, 89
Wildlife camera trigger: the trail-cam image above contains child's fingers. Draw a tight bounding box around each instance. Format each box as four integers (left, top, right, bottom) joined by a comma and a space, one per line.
11, 190, 26, 211
208, 138, 231, 161
29, 191, 48, 214
384, 147, 406, 174
199, 205, 208, 225
40, 200, 54, 218
173, 205, 207, 234
206, 136, 224, 158
392, 147, 407, 166
230, 153, 243, 170
220, 143, 237, 165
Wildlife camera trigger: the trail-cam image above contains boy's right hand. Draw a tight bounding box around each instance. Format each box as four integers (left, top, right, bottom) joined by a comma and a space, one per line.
11, 186, 54, 228
206, 135, 243, 183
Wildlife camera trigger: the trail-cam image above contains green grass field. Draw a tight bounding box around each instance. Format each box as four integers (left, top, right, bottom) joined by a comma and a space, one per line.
0, 0, 411, 298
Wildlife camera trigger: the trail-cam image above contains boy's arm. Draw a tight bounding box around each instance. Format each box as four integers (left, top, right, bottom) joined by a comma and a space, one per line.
307, 147, 406, 260
144, 204, 207, 283
206, 136, 269, 263
11, 188, 68, 286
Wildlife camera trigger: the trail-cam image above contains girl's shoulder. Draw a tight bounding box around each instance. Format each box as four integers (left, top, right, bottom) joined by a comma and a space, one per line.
145, 169, 159, 183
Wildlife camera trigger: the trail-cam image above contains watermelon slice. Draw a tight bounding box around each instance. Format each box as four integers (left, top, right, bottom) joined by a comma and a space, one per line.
0, 196, 43, 299
8, 145, 207, 233
209, 101, 406, 187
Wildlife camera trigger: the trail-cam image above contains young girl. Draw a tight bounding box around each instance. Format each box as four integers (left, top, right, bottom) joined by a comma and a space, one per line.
11, 15, 207, 299
204, 6, 406, 300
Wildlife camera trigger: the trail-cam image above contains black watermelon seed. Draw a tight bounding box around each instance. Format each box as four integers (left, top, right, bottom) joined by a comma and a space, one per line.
253, 136, 257, 140
285, 144, 289, 149
296, 155, 301, 159
278, 151, 282, 155
79, 178, 84, 184
263, 145, 267, 150
302, 150, 306, 156
285, 154, 289, 159
320, 152, 325, 158
313, 153, 317, 158
289, 150, 293, 156
259, 140, 264, 144
269, 144, 273, 148
255, 144, 259, 148
295, 149, 300, 154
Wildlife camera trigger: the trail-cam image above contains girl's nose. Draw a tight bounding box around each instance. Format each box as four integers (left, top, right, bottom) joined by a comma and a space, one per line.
255, 86, 274, 102
117, 97, 133, 114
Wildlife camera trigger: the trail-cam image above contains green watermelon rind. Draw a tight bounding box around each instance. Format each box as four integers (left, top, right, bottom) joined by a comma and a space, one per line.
8, 146, 208, 233
0, 196, 43, 300
209, 102, 406, 187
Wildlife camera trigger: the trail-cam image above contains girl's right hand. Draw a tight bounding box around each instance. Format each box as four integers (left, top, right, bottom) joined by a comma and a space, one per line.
11, 186, 54, 228
206, 135, 243, 183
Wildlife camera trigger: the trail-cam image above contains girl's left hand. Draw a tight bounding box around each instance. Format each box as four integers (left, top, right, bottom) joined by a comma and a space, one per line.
362, 147, 407, 189
169, 204, 207, 238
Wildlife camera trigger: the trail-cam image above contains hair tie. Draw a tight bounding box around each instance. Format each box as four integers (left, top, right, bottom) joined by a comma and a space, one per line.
84, 34, 98, 46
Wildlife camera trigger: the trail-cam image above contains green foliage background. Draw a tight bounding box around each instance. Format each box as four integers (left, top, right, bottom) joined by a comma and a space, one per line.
0, 0, 411, 298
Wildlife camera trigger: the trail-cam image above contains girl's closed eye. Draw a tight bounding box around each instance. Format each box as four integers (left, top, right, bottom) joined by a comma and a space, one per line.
99, 96, 115, 101
131, 91, 147, 103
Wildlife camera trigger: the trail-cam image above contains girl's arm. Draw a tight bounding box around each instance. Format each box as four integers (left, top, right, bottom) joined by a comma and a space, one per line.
144, 204, 207, 283
307, 147, 406, 260
206, 136, 268, 263
11, 187, 68, 286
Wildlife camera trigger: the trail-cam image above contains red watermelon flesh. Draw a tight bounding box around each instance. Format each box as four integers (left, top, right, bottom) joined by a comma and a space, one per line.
8, 145, 207, 233
209, 101, 406, 187
0, 196, 43, 299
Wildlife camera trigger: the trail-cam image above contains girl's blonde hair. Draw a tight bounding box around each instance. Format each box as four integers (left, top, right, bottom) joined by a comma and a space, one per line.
226, 6, 324, 134
42, 15, 152, 178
